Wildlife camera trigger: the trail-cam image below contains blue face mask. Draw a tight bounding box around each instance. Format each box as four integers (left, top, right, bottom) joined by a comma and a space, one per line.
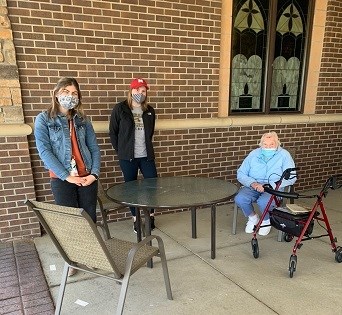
261, 148, 277, 158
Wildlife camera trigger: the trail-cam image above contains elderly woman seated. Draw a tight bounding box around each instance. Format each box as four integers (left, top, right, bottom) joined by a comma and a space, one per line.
234, 131, 296, 236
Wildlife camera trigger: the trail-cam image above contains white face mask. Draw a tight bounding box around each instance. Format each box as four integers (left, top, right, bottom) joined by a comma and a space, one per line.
57, 95, 79, 110
131, 93, 146, 104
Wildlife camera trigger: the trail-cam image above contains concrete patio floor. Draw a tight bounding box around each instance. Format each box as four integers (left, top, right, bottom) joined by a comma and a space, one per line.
31, 187, 342, 315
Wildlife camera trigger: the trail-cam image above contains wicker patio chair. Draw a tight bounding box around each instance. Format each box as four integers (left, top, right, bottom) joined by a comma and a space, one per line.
97, 179, 127, 239
25, 199, 173, 315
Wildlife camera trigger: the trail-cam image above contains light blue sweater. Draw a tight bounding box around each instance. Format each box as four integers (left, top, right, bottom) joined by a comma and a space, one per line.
237, 147, 296, 189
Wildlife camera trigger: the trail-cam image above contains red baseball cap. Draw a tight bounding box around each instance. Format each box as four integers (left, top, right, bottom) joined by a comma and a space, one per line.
130, 78, 149, 90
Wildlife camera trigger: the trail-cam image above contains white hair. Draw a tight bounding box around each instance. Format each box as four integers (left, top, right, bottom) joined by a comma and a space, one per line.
259, 131, 281, 148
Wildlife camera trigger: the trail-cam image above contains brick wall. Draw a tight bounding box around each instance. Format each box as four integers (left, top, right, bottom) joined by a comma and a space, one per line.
8, 0, 221, 125
316, 0, 342, 114
1, 0, 342, 239
0, 0, 39, 241
5, 0, 224, 225
0, 137, 39, 240
88, 121, 342, 223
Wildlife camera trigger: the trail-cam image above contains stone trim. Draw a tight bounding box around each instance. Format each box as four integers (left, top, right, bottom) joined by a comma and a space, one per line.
0, 124, 32, 136
6, 114, 342, 136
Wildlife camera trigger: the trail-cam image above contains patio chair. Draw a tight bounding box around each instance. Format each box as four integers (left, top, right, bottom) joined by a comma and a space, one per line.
231, 147, 296, 242
96, 179, 127, 239
25, 199, 173, 315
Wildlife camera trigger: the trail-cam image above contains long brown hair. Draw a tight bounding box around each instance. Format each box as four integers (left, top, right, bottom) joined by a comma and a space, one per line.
48, 77, 85, 118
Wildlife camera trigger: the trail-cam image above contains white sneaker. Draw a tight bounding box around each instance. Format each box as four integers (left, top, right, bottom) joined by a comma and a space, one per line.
258, 219, 271, 236
68, 267, 77, 277
245, 215, 259, 233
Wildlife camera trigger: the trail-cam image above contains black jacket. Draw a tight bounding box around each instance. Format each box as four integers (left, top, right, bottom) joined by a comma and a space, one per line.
109, 100, 156, 160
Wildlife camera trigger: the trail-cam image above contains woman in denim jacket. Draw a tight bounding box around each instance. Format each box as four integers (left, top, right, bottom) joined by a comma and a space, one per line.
35, 77, 101, 276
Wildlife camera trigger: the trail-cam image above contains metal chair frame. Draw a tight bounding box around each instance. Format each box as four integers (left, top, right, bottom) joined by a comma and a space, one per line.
25, 199, 173, 315
96, 179, 127, 239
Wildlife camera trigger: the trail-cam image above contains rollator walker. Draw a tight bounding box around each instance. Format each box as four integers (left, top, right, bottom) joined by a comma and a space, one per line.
250, 168, 342, 278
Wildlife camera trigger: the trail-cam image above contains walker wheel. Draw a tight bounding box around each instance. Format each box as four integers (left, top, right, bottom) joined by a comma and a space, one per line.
289, 255, 297, 278
251, 238, 259, 259
335, 247, 342, 263
283, 233, 294, 242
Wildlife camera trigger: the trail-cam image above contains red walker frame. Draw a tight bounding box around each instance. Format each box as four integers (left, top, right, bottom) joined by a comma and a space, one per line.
250, 168, 342, 278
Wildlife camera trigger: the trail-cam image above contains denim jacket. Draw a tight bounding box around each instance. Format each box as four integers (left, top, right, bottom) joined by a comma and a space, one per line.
34, 111, 101, 181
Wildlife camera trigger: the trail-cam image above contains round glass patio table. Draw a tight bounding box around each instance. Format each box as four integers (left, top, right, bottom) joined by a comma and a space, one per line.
106, 176, 238, 259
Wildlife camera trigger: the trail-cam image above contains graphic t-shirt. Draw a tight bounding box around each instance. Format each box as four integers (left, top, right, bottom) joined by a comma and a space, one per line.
69, 119, 88, 176
132, 106, 147, 158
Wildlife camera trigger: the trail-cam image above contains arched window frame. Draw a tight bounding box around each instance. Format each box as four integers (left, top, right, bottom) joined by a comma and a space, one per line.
218, 0, 325, 117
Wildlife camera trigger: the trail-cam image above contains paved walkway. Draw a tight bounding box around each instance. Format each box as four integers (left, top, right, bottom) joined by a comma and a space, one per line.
1, 187, 341, 314
0, 239, 54, 315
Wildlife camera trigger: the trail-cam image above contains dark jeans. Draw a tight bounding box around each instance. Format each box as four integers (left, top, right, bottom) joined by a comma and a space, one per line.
50, 178, 98, 222
119, 158, 157, 216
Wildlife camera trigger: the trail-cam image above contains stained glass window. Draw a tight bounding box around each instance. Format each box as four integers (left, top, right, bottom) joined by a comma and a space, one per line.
230, 0, 313, 114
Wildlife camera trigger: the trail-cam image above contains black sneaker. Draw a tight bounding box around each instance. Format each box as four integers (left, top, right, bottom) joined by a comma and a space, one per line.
150, 216, 155, 230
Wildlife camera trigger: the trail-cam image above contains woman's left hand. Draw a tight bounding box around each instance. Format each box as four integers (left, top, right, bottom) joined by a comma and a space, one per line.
81, 174, 97, 186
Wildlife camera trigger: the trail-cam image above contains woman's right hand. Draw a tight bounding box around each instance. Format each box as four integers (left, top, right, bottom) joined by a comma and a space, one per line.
251, 182, 264, 193
66, 175, 86, 186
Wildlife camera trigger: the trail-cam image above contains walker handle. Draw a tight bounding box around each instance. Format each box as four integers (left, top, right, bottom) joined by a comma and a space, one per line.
263, 184, 299, 199
282, 167, 299, 180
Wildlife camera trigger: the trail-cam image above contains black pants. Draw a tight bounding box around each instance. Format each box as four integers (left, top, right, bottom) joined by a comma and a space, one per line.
50, 178, 98, 222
